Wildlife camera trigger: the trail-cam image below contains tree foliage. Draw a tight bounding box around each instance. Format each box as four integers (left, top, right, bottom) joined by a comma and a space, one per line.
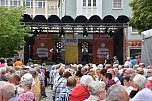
129, 0, 152, 32
0, 7, 29, 57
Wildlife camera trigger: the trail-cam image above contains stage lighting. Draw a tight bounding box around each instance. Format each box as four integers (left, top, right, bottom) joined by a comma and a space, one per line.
34, 29, 39, 36
104, 27, 108, 34
83, 28, 88, 37
59, 28, 65, 38
56, 41, 64, 49
108, 30, 113, 37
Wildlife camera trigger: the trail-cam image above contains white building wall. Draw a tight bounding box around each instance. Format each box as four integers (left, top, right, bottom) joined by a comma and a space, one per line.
76, 0, 102, 18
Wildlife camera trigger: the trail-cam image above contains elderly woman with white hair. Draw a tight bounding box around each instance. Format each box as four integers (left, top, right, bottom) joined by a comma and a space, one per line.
0, 81, 17, 101
69, 75, 93, 101
84, 81, 106, 101
106, 84, 130, 101
18, 73, 36, 101
130, 74, 152, 101
0, 67, 8, 81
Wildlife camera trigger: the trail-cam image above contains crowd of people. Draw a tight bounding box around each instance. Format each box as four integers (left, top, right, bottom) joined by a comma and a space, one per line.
0, 58, 48, 101
0, 55, 152, 101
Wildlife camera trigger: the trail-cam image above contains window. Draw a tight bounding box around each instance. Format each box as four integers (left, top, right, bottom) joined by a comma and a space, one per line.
54, 6, 57, 9
93, 0, 96, 6
112, 0, 123, 9
24, 0, 33, 8
35, 0, 45, 8
83, 0, 86, 6
130, 49, 141, 58
88, 0, 91, 6
48, 6, 57, 10
0, 0, 8, 7
10, 0, 20, 7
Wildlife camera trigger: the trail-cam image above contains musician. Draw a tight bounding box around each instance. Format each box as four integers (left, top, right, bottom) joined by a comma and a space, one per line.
50, 46, 58, 63
81, 47, 89, 64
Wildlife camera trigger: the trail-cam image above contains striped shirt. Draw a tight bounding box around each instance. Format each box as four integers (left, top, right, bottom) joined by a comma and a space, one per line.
59, 87, 73, 101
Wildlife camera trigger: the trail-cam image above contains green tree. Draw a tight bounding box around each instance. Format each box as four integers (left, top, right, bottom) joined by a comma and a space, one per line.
0, 7, 29, 57
129, 0, 152, 32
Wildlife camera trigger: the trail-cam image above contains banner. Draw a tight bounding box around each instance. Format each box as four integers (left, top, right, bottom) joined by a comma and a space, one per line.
93, 34, 114, 64
65, 46, 78, 64
33, 34, 53, 59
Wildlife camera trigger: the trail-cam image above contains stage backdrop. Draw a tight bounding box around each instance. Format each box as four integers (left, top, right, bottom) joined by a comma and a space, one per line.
93, 34, 114, 64
33, 33, 53, 59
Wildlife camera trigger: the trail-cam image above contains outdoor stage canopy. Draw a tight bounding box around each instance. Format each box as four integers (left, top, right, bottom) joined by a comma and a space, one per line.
22, 14, 129, 33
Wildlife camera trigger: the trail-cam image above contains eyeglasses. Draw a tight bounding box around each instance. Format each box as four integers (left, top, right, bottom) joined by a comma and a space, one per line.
125, 72, 129, 74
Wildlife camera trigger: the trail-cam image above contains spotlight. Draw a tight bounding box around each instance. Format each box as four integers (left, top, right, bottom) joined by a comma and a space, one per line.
108, 30, 113, 37
83, 28, 88, 38
59, 28, 65, 38
39, 28, 43, 33
82, 42, 88, 48
34, 29, 39, 36
56, 41, 64, 50
104, 27, 108, 33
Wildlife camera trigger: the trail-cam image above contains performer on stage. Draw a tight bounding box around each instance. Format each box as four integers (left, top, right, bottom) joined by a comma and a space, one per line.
81, 46, 89, 64
50, 46, 58, 63
104, 55, 112, 65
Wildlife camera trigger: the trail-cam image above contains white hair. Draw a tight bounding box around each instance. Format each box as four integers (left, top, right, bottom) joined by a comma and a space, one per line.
113, 64, 119, 68
133, 74, 146, 89
106, 84, 126, 101
80, 75, 93, 86
127, 57, 131, 61
21, 73, 35, 86
0, 82, 16, 99
134, 64, 139, 68
89, 81, 105, 95
20, 80, 33, 90
98, 64, 103, 69
1, 67, 6, 74
51, 65, 57, 70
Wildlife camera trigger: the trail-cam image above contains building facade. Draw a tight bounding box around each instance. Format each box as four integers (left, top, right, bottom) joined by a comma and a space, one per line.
0, 0, 58, 18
